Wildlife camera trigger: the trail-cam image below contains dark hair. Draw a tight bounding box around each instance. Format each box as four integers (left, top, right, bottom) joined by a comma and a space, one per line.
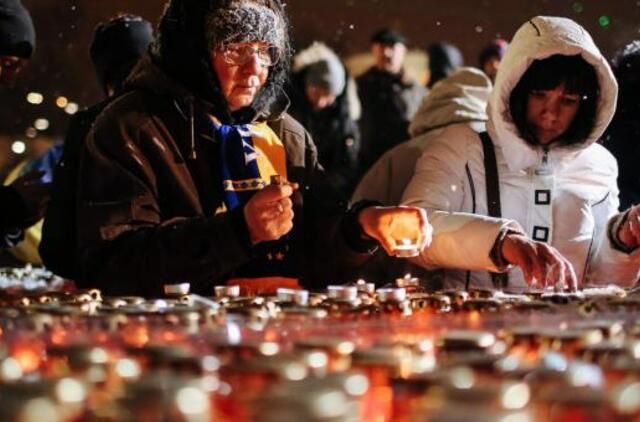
509, 54, 599, 146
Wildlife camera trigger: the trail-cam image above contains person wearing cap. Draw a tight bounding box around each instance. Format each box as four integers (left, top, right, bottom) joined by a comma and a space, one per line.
426, 41, 464, 88
0, 0, 49, 250
287, 42, 361, 201
478, 39, 508, 82
66, 0, 431, 297
40, 14, 154, 277
357, 27, 426, 174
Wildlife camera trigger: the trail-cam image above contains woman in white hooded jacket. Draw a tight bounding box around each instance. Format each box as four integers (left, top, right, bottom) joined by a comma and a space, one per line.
402, 16, 640, 291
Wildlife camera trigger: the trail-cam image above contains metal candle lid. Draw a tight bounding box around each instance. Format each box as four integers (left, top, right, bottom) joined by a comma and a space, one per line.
164, 283, 191, 296
214, 285, 240, 298
277, 288, 309, 306
396, 274, 420, 288
393, 238, 419, 258
355, 279, 375, 294
376, 287, 407, 303
327, 285, 358, 302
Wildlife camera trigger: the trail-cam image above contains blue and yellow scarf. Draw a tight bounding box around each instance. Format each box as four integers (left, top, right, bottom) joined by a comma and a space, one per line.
209, 116, 287, 212
205, 115, 298, 292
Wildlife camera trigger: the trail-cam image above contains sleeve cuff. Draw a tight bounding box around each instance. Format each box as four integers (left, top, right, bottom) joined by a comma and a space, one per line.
489, 227, 521, 272
608, 210, 637, 254
228, 207, 254, 254
341, 199, 382, 254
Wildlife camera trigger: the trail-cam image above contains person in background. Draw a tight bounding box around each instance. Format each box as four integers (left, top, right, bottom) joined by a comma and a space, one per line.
602, 40, 640, 211
39, 14, 154, 277
60, 0, 430, 297
426, 41, 463, 88
287, 42, 360, 201
357, 27, 425, 173
353, 67, 491, 206
478, 38, 508, 82
0, 0, 49, 251
403, 16, 640, 292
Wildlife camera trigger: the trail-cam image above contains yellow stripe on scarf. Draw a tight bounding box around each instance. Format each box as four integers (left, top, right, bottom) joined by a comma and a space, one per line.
213, 119, 287, 215
251, 121, 287, 182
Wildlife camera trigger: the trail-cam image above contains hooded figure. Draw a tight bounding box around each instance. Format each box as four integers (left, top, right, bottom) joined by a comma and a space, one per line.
0, 0, 34, 85
40, 14, 154, 276
0, 0, 33, 56
90, 14, 154, 96
353, 67, 491, 205
426, 42, 464, 88
288, 42, 361, 201
478, 38, 508, 82
603, 41, 640, 210
0, 0, 49, 254
62, 0, 428, 296
403, 16, 640, 291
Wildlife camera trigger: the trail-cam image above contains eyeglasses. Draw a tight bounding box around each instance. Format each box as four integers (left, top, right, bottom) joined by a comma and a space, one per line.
219, 43, 281, 67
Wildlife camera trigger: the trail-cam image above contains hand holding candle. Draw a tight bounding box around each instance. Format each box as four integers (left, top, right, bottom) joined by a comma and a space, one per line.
357, 205, 432, 257
244, 175, 298, 245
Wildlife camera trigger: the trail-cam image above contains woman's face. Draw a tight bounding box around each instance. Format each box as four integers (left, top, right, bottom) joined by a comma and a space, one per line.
526, 82, 581, 145
211, 42, 271, 112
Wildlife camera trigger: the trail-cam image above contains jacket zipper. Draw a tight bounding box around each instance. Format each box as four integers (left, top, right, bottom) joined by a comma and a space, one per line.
188, 98, 197, 160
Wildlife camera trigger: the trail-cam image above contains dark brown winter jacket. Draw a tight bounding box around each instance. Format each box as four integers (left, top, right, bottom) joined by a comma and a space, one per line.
74, 55, 372, 296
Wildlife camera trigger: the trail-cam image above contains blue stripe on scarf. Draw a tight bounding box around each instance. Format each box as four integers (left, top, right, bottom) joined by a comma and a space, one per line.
206, 118, 263, 212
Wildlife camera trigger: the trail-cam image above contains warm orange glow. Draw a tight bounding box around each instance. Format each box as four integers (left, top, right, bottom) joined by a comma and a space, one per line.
122, 324, 149, 348
162, 331, 178, 342
264, 329, 279, 342
93, 332, 109, 344
12, 342, 43, 373
468, 310, 481, 329
50, 328, 69, 346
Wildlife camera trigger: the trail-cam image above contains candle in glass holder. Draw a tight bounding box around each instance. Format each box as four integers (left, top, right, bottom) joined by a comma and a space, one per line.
393, 238, 419, 258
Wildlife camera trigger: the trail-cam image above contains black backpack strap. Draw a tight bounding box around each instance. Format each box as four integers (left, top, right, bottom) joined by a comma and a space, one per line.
479, 131, 509, 290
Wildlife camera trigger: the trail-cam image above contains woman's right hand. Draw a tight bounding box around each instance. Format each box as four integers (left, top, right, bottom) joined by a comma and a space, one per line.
244, 183, 298, 245
501, 233, 577, 291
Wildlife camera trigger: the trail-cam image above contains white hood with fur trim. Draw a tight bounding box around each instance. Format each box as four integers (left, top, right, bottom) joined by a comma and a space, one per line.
403, 16, 640, 290
487, 16, 618, 172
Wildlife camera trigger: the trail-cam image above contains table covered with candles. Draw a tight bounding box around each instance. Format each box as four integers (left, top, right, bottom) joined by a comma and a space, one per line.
0, 266, 638, 421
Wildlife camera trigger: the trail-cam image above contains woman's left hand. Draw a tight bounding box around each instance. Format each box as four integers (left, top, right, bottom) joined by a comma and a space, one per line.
618, 205, 640, 250
357, 206, 432, 256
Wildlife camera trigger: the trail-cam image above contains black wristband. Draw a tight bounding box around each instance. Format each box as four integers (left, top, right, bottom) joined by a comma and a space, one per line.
341, 199, 382, 254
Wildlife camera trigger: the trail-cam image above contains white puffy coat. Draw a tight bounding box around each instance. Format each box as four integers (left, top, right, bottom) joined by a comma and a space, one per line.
402, 16, 640, 290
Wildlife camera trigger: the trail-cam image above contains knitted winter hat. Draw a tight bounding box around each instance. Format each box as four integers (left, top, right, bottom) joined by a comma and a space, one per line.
0, 0, 35, 58
204, 1, 286, 51
90, 14, 153, 92
304, 57, 345, 96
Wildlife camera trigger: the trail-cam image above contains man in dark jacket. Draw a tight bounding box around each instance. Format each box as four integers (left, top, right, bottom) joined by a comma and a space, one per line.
40, 14, 154, 278
65, 0, 430, 296
357, 28, 425, 174
0, 0, 49, 249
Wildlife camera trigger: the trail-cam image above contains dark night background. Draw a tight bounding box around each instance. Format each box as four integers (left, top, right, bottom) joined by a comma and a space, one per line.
0, 0, 639, 173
